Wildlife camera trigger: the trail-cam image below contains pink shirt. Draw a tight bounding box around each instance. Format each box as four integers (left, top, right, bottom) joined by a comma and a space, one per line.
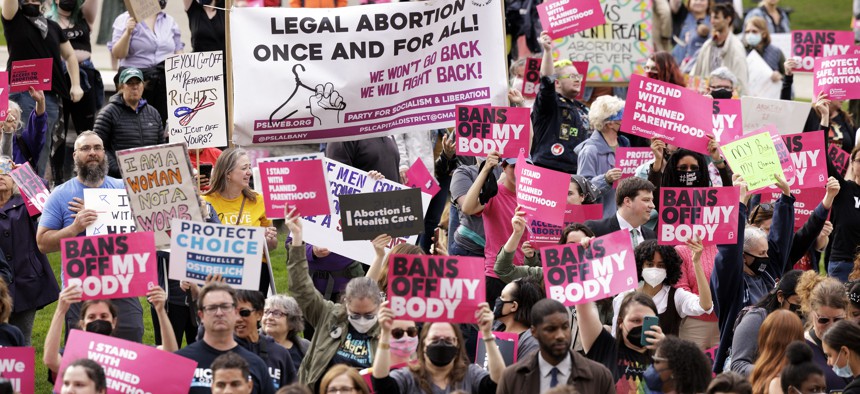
480, 183, 525, 277
674, 244, 719, 322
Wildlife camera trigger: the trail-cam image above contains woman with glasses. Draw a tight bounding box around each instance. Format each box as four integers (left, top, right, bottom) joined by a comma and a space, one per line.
319, 365, 370, 394
644, 335, 712, 394
234, 290, 296, 390
263, 295, 309, 369
797, 270, 852, 390
778, 341, 827, 394
748, 310, 804, 394
574, 95, 628, 218
823, 320, 860, 394
286, 207, 383, 391
372, 301, 504, 393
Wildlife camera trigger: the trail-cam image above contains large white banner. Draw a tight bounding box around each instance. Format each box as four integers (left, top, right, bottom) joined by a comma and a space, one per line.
230, 0, 508, 145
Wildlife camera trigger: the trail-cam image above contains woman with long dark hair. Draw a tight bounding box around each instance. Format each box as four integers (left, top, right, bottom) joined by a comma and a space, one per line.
645, 336, 713, 393
644, 51, 686, 87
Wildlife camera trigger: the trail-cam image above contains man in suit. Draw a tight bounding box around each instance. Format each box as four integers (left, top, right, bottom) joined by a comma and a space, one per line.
496, 299, 615, 393
584, 176, 656, 245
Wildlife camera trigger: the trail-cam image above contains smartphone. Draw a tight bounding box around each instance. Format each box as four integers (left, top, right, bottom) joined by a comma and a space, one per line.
641, 315, 660, 347
199, 163, 213, 179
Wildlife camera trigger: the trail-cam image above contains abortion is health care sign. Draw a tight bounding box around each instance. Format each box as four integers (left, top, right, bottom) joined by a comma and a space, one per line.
657, 187, 739, 245
61, 232, 157, 301
537, 0, 606, 39
455, 105, 530, 157
516, 150, 569, 227
55, 330, 197, 394
387, 254, 484, 323
0, 347, 34, 394
621, 74, 712, 155
169, 219, 265, 290
259, 159, 331, 219
230, 0, 508, 145
541, 230, 637, 306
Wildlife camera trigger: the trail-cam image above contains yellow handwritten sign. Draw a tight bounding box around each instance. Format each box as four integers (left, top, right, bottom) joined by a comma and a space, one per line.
720, 132, 783, 191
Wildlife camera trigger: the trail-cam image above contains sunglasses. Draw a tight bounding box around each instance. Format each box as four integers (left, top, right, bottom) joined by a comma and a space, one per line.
238, 309, 254, 317
391, 327, 418, 339
816, 315, 845, 325
749, 203, 774, 225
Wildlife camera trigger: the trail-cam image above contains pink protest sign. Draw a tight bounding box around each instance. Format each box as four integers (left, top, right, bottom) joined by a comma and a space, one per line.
542, 230, 637, 306
516, 150, 569, 227
9, 59, 51, 93
658, 187, 739, 245
405, 160, 440, 198
259, 159, 330, 219
61, 232, 157, 301
791, 30, 855, 72
476, 331, 519, 368
521, 57, 542, 99
537, 0, 605, 38
55, 330, 197, 394
0, 347, 34, 394
621, 74, 713, 155
0, 71, 7, 119
755, 131, 827, 194
529, 204, 603, 248
828, 144, 850, 175
387, 255, 485, 323
9, 162, 49, 216
771, 130, 796, 182
455, 105, 530, 157
762, 187, 825, 231
712, 99, 742, 143
615, 147, 653, 182
813, 54, 860, 100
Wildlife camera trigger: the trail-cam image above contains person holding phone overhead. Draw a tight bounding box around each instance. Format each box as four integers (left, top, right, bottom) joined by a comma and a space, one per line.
188, 147, 222, 191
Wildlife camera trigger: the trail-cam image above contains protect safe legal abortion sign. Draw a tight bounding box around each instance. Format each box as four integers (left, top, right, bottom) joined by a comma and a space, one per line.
388, 254, 484, 323
169, 219, 266, 290
455, 105, 530, 157
61, 232, 157, 301
541, 230, 637, 306
657, 187, 739, 245
621, 74, 712, 155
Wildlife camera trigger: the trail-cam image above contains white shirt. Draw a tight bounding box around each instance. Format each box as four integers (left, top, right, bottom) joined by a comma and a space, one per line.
538, 351, 571, 392
616, 212, 643, 246
609, 286, 714, 336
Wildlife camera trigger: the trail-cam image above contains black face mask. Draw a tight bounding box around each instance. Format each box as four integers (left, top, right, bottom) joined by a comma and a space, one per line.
425, 342, 459, 366
159, 0, 167, 9
711, 88, 733, 99
677, 170, 698, 186
85, 320, 113, 336
58, 0, 76, 12
21, 3, 42, 17
744, 252, 768, 274
625, 325, 643, 347
492, 297, 514, 319
647, 71, 659, 80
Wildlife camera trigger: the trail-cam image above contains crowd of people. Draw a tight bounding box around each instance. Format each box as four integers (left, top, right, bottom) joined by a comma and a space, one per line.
3, 0, 860, 393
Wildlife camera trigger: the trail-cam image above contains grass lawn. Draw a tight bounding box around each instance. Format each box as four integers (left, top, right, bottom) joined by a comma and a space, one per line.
742, 0, 854, 30
31, 232, 290, 393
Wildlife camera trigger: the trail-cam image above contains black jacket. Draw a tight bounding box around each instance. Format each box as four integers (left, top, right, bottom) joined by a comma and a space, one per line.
584, 214, 657, 240
94, 93, 164, 178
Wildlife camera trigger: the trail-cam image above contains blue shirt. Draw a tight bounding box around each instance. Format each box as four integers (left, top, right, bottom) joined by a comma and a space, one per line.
40, 176, 125, 233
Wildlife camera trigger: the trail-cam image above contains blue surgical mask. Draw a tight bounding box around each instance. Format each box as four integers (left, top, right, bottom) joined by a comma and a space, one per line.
833, 351, 854, 378
643, 365, 665, 392
746, 33, 762, 47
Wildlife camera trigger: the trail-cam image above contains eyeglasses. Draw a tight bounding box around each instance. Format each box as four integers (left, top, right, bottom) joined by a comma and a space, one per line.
263, 309, 287, 318
326, 387, 356, 394
557, 74, 583, 81
76, 145, 105, 153
391, 327, 418, 339
815, 315, 845, 325
202, 303, 235, 314
749, 203, 774, 225
238, 308, 254, 317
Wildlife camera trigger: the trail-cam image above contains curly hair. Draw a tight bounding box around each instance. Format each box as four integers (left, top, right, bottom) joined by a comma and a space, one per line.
634, 240, 683, 286
264, 295, 305, 341
659, 336, 712, 393
409, 323, 470, 393
796, 270, 848, 315
648, 51, 686, 87
660, 149, 712, 188
509, 277, 546, 327
588, 95, 625, 131
750, 310, 804, 394
780, 341, 824, 393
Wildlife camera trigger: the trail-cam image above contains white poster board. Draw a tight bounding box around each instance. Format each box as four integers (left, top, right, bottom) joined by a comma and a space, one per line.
84, 189, 136, 236
165, 51, 228, 149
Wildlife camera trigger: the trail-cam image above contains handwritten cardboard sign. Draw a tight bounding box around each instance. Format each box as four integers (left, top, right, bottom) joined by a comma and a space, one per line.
813, 54, 860, 100
259, 159, 331, 219
387, 254, 485, 323
516, 150, 569, 227
476, 331, 518, 369
521, 57, 542, 99
828, 144, 850, 175
123, 0, 162, 22
9, 59, 51, 93
712, 99, 743, 143
541, 230, 637, 306
720, 131, 785, 192
658, 187, 739, 245
0, 347, 33, 394
117, 143, 204, 249
529, 204, 604, 248
455, 105, 530, 157
622, 74, 713, 155
165, 51, 228, 148
56, 330, 197, 394
9, 162, 49, 216
754, 131, 827, 194
615, 147, 653, 182
169, 219, 266, 290
791, 30, 855, 72
84, 189, 136, 236
537, 0, 606, 38
404, 159, 441, 198
340, 188, 424, 241
61, 232, 157, 301
740, 96, 810, 136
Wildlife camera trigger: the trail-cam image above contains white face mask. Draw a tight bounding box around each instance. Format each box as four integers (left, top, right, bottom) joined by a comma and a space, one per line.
348, 315, 378, 334
642, 268, 667, 287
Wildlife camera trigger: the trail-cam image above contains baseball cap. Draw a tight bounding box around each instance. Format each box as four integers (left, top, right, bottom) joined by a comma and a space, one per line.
119, 68, 144, 84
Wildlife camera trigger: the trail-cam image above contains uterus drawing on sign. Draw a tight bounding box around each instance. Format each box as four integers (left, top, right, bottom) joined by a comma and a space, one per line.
269, 64, 347, 126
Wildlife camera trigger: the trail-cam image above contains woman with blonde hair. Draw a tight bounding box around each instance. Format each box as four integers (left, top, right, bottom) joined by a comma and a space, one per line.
318, 364, 370, 394
748, 309, 804, 394
797, 270, 852, 390
203, 147, 279, 294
